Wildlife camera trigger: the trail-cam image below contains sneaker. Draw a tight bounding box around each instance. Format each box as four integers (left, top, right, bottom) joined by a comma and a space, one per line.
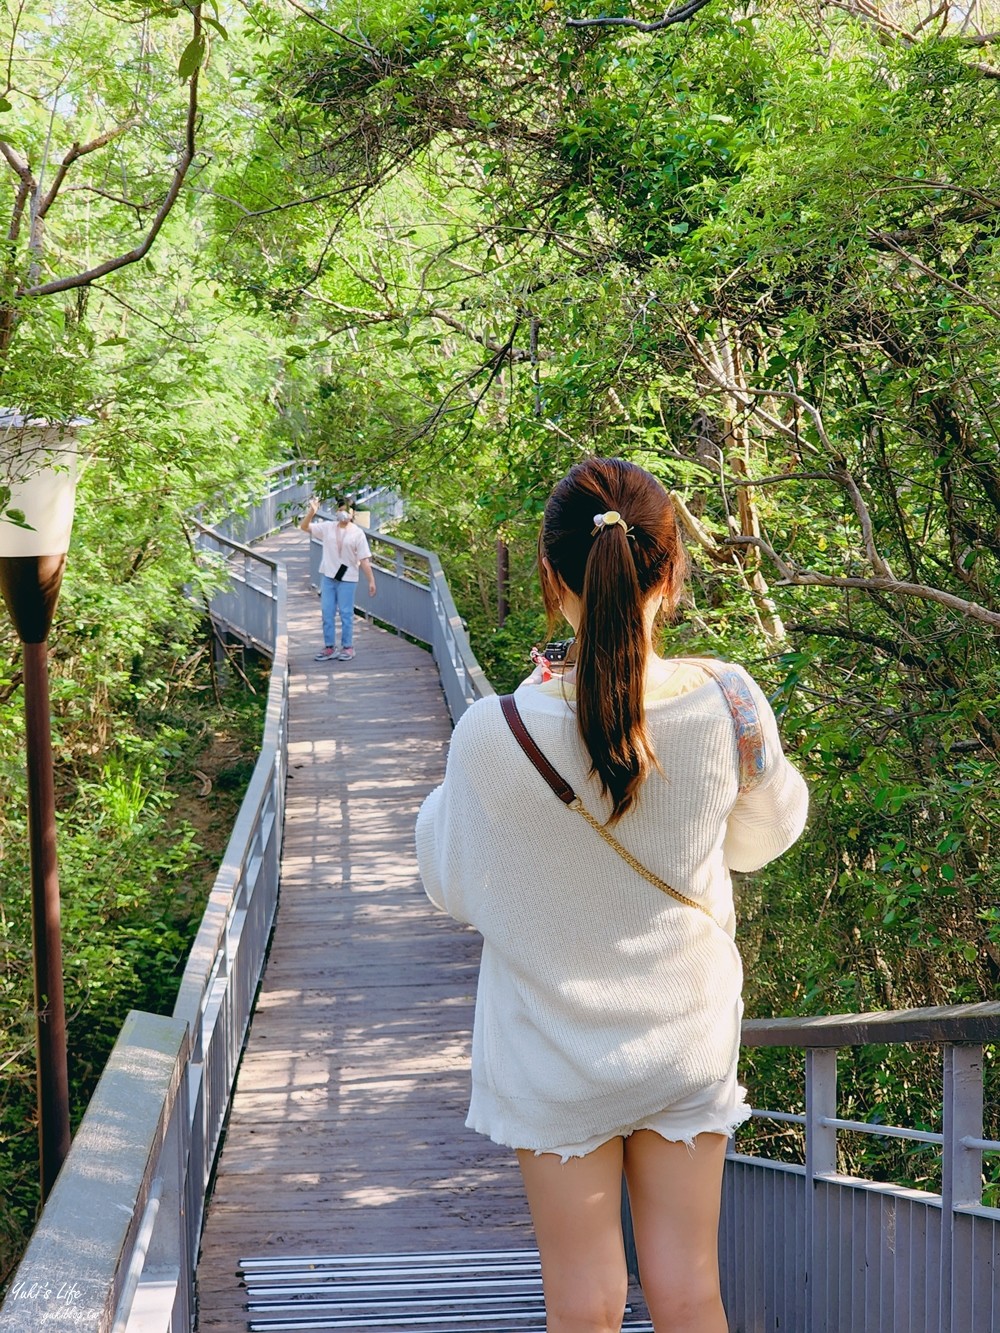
314, 647, 335, 661
334, 647, 355, 660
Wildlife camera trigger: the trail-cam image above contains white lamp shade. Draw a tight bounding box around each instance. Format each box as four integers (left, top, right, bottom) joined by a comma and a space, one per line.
0, 422, 80, 558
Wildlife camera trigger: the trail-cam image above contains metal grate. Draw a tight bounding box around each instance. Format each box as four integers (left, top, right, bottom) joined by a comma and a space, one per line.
239, 1248, 654, 1332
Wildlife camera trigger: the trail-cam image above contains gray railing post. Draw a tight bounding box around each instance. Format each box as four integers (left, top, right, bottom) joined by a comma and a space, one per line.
805, 1047, 838, 1333
941, 1043, 984, 1333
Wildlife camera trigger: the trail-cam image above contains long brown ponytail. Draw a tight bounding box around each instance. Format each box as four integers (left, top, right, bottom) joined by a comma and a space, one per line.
539, 458, 687, 823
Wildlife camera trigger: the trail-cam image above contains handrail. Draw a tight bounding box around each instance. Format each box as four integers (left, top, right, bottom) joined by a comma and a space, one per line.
743, 999, 1000, 1047
0, 1013, 191, 1332
172, 521, 289, 1265
740, 1001, 1000, 1179
308, 518, 493, 721
0, 472, 301, 1333
724, 1003, 1000, 1333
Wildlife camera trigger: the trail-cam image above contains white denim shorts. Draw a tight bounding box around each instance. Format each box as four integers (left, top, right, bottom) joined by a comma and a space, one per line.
531, 1064, 752, 1163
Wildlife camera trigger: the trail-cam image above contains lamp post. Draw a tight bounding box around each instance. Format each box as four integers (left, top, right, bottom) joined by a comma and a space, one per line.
0, 411, 81, 1200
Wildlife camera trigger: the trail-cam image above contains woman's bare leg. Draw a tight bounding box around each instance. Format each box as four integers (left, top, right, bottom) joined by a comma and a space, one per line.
622, 1130, 729, 1333
516, 1137, 628, 1333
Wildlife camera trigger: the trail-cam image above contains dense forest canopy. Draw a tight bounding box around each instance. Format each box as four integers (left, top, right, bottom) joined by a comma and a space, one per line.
1, 0, 998, 1278
208, 0, 1000, 1008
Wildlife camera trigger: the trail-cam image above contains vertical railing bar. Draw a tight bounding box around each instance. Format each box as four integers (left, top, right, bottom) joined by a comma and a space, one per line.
805, 1047, 838, 1333
941, 1043, 984, 1333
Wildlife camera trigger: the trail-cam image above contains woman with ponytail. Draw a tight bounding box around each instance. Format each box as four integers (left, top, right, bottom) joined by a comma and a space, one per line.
417, 458, 808, 1332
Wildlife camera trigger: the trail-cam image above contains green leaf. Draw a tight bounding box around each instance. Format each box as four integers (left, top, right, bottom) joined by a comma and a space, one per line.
178, 34, 206, 80
0, 97, 12, 114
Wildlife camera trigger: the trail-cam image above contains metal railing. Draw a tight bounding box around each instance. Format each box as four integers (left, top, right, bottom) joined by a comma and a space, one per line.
171, 526, 289, 1285
191, 459, 402, 553
307, 524, 493, 721
722, 1005, 1000, 1333
191, 459, 312, 547
0, 480, 299, 1333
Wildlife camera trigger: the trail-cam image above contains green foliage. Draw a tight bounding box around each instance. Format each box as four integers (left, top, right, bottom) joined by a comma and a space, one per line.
0, 640, 268, 1282
1, 0, 998, 1274
0, 0, 288, 1283
210, 0, 1000, 1198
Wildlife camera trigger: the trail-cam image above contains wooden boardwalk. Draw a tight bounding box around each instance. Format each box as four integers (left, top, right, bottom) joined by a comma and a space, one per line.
195, 528, 533, 1331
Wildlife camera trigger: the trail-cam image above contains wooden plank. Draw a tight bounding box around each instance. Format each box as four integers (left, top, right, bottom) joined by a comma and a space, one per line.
194, 530, 532, 1333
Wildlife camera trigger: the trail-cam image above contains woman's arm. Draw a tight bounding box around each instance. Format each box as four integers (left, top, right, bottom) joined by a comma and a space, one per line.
723, 673, 809, 871
415, 785, 448, 912
415, 703, 494, 924
358, 556, 377, 597
299, 496, 321, 532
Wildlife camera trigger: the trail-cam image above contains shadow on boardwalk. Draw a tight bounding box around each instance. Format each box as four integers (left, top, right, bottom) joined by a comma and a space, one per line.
195, 528, 532, 1331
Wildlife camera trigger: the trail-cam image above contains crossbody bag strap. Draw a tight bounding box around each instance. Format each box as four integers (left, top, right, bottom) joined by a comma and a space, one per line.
499, 694, 719, 925
500, 694, 574, 805
670, 658, 767, 793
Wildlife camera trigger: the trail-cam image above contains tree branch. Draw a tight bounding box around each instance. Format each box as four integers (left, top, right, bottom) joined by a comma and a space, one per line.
830, 465, 895, 580
822, 0, 914, 43
730, 471, 833, 488
429, 307, 537, 361
787, 622, 930, 670
682, 332, 826, 457
0, 138, 33, 188
21, 8, 202, 299
282, 0, 376, 53
7, 175, 30, 243
912, 0, 949, 35
869, 229, 1000, 320
725, 537, 1000, 629
877, 177, 1000, 210
37, 120, 141, 221
567, 0, 711, 30
409, 322, 522, 445
824, 0, 1000, 72
669, 489, 737, 564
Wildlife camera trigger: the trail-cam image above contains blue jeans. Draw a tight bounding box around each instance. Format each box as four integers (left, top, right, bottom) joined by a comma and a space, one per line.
320, 575, 357, 648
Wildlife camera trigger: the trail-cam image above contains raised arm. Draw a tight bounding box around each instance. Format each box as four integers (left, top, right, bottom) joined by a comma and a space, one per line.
300, 496, 321, 532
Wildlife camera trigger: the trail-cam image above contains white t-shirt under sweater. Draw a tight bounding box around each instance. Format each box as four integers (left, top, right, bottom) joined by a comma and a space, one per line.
415, 661, 809, 1152
312, 519, 371, 582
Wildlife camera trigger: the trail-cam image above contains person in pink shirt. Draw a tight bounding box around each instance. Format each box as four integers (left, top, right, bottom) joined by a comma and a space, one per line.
300, 497, 377, 660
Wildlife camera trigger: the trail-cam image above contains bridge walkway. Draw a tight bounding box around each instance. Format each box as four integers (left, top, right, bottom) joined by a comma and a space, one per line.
194, 527, 535, 1331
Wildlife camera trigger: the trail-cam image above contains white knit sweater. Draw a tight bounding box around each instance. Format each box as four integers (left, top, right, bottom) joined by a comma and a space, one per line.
415, 664, 809, 1151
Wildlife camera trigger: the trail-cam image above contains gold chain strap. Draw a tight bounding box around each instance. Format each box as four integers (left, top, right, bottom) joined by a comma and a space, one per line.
567, 798, 720, 925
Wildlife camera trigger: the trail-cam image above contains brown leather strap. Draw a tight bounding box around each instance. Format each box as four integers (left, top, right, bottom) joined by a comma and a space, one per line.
500, 695, 576, 805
